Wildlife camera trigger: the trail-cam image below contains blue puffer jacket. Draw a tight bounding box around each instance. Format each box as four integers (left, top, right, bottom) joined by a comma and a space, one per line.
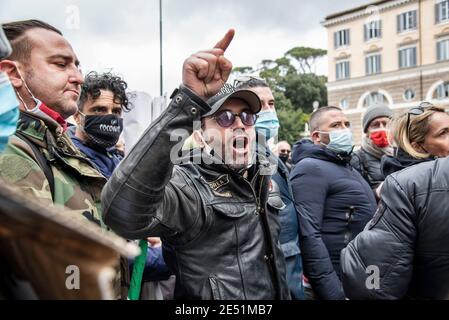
273, 159, 300, 254
272, 158, 303, 299
289, 139, 376, 300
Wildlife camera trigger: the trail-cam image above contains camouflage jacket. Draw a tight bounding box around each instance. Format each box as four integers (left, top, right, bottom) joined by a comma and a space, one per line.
0, 110, 107, 226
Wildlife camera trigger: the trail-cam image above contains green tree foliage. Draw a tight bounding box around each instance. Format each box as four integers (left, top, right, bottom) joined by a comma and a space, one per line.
231, 46, 327, 144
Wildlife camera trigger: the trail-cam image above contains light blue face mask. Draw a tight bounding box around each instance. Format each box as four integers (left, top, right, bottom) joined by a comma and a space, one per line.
0, 72, 20, 153
320, 128, 354, 154
255, 110, 280, 141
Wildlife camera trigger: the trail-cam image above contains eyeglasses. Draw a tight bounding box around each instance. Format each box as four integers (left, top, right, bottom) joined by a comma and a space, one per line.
406, 102, 433, 138
212, 110, 258, 128
233, 75, 266, 87
280, 149, 291, 154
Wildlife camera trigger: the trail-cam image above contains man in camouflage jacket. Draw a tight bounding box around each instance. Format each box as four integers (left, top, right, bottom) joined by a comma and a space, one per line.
0, 20, 106, 224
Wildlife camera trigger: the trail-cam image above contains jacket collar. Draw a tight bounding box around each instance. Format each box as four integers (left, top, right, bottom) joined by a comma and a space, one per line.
292, 138, 351, 166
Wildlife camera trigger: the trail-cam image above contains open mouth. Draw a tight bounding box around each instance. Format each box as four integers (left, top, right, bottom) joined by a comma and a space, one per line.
232, 135, 249, 154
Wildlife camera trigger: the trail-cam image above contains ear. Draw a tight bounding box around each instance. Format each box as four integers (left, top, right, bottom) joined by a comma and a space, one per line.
411, 141, 425, 153
0, 60, 23, 88
192, 130, 205, 148
311, 131, 321, 144
73, 111, 83, 126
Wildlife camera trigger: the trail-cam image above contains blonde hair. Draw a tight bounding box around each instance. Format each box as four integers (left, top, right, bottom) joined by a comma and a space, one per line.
391, 105, 446, 159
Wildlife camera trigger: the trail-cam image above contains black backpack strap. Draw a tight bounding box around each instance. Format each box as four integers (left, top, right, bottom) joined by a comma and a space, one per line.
15, 132, 55, 201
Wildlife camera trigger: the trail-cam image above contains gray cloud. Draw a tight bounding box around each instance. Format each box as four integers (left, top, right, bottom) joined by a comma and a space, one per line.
1, 0, 369, 93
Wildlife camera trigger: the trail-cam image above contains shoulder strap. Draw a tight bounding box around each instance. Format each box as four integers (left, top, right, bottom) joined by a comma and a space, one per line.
15, 132, 55, 201
354, 149, 369, 180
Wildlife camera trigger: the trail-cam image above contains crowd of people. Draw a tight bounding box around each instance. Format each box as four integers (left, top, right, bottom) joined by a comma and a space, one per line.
1, 19, 449, 300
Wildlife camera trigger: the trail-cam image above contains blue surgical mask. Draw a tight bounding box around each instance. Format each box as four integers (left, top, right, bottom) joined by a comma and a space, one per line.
319, 128, 354, 154
255, 110, 280, 141
0, 72, 19, 153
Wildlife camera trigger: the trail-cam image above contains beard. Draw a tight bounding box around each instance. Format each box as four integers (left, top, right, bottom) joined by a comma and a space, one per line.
25, 69, 78, 119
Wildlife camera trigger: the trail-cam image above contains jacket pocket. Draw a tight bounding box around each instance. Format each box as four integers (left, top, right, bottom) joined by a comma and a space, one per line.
210, 202, 253, 219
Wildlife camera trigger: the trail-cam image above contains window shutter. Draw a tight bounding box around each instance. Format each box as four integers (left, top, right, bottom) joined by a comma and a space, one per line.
412, 11, 417, 29
377, 55, 381, 73
397, 14, 401, 33
379, 20, 382, 38
364, 24, 367, 41
436, 3, 440, 24
347, 61, 350, 78
346, 29, 350, 45
412, 47, 417, 66
437, 41, 441, 61
334, 32, 338, 48
399, 49, 403, 68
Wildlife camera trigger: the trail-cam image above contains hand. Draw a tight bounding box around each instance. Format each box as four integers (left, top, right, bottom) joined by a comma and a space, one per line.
182, 29, 234, 100
147, 237, 162, 248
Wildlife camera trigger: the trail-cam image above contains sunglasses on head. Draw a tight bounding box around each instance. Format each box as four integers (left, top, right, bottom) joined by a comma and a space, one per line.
211, 110, 258, 128
406, 102, 433, 138
233, 75, 265, 87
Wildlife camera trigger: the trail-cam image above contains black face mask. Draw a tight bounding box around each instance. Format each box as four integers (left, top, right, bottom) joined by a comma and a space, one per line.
279, 154, 289, 164
82, 114, 123, 149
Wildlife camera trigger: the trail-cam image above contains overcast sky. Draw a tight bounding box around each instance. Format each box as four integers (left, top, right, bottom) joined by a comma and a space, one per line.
1, 0, 368, 96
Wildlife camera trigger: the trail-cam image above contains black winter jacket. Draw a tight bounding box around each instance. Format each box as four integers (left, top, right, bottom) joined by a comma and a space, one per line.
380, 148, 434, 178
341, 157, 449, 299
351, 148, 384, 190
290, 139, 377, 300
101, 85, 290, 300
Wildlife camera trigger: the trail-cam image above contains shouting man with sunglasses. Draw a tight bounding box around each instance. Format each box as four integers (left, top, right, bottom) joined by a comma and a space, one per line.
101, 29, 290, 300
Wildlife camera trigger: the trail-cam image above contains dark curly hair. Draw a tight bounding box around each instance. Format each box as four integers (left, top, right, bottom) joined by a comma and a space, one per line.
78, 71, 129, 112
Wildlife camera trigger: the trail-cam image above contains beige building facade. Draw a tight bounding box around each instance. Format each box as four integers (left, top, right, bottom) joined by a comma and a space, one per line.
323, 0, 449, 145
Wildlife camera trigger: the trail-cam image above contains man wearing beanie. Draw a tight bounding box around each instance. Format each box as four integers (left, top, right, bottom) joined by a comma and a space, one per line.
351, 104, 393, 196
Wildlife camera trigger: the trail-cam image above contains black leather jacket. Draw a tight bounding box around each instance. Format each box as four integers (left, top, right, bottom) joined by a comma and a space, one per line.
341, 157, 449, 299
101, 85, 290, 300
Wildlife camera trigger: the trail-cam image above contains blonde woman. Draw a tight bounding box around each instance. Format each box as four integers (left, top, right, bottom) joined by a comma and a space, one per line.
381, 103, 449, 178
341, 104, 449, 299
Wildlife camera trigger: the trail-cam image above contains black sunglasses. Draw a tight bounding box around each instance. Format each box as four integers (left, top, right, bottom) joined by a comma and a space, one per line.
233, 75, 266, 87
212, 110, 258, 128
406, 102, 433, 138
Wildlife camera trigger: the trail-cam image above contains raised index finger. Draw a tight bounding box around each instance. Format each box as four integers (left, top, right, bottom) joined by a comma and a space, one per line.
213, 29, 235, 52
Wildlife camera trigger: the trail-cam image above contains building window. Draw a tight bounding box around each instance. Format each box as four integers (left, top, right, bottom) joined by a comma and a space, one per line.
339, 99, 349, 110
334, 29, 350, 48
436, 82, 449, 99
364, 20, 382, 41
365, 54, 382, 75
399, 47, 417, 68
336, 61, 350, 80
397, 10, 417, 33
364, 92, 386, 107
436, 0, 449, 24
437, 38, 449, 61
403, 89, 415, 101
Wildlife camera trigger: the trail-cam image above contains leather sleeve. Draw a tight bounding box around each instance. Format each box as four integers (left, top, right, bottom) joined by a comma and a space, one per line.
101, 85, 211, 240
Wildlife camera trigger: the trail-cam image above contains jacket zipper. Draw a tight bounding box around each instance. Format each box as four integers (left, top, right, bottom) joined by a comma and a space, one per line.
239, 171, 280, 299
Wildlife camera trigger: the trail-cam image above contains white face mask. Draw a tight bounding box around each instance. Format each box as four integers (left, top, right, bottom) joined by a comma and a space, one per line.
13, 64, 43, 113
317, 128, 354, 154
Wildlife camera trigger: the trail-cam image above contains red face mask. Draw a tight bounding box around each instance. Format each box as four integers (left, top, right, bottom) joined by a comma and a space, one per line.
370, 130, 390, 148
